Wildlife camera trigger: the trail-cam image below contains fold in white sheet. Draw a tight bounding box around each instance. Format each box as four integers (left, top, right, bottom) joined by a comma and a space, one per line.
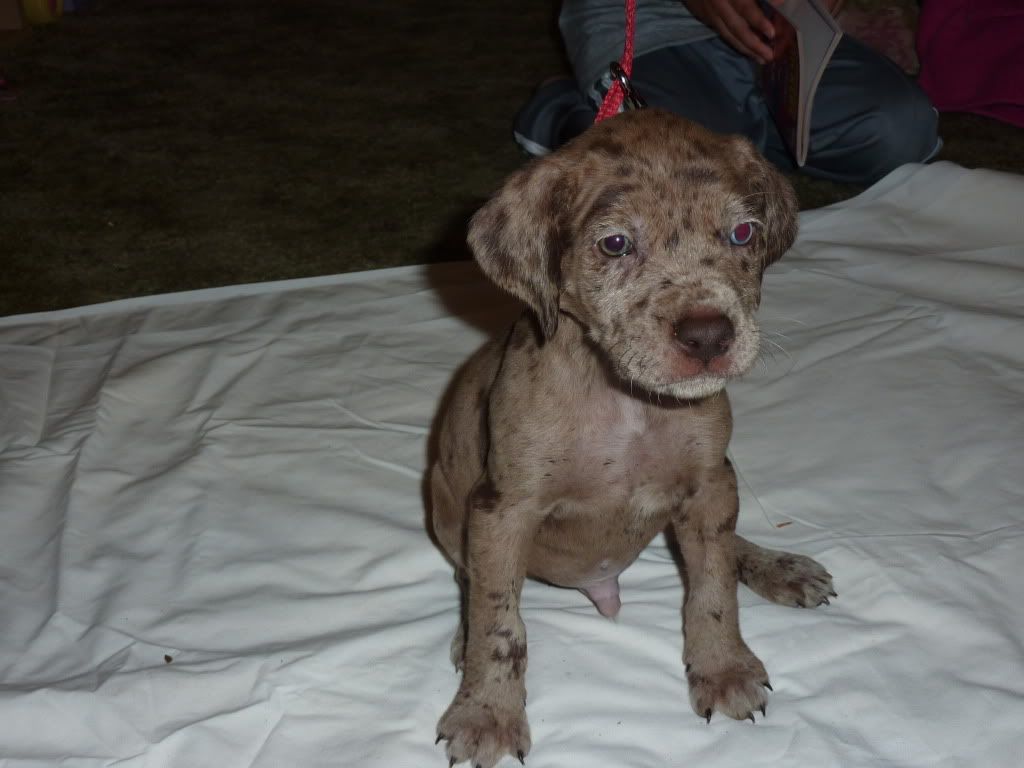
1, 163, 1022, 767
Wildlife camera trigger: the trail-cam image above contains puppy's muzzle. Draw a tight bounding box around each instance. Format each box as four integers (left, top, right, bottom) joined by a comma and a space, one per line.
672, 311, 735, 365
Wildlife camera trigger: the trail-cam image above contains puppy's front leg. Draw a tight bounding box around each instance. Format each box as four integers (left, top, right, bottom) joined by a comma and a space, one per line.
673, 461, 770, 722
438, 481, 533, 767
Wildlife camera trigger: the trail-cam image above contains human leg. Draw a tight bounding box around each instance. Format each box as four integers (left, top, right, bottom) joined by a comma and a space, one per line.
512, 37, 766, 158
802, 36, 940, 184
629, 37, 774, 147
513, 33, 939, 184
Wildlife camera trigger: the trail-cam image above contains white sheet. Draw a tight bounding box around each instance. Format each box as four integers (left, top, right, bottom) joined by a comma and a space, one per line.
1, 162, 1022, 767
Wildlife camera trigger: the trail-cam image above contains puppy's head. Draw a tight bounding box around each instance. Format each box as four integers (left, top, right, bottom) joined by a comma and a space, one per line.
469, 109, 797, 400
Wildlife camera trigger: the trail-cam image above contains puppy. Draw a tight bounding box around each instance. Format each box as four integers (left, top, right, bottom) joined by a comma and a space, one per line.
429, 109, 834, 767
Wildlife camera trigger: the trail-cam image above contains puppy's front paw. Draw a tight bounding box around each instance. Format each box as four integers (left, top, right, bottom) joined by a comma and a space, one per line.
739, 548, 836, 608
687, 646, 770, 723
437, 689, 530, 767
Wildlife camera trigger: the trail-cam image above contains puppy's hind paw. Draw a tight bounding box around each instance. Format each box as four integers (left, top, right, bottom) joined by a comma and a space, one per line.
738, 544, 836, 609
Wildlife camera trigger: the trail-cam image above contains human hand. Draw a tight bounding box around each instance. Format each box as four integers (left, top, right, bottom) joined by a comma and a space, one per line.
684, 0, 785, 64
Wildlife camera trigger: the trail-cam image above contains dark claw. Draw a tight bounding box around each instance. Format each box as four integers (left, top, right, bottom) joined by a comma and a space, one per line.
747, 713, 756, 724
820, 597, 830, 606
759, 703, 766, 717
763, 681, 773, 691
435, 734, 445, 745
829, 590, 838, 598
517, 750, 526, 765
449, 759, 456, 768
705, 708, 712, 724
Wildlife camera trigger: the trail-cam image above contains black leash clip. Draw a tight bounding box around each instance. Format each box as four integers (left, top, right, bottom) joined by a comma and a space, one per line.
609, 61, 647, 111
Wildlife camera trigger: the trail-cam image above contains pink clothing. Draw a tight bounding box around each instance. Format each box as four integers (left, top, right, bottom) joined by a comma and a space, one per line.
917, 0, 1024, 128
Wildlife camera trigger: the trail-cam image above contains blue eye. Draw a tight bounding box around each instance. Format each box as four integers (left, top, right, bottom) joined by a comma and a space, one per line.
598, 233, 633, 257
729, 222, 756, 246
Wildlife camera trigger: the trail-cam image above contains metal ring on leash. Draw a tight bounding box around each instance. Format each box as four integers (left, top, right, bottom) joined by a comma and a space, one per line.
609, 61, 647, 111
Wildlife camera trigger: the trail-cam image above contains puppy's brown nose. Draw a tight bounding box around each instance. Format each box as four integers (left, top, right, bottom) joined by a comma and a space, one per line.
673, 313, 735, 364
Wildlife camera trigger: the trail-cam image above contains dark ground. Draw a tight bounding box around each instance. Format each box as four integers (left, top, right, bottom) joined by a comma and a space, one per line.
1, 1, 1022, 316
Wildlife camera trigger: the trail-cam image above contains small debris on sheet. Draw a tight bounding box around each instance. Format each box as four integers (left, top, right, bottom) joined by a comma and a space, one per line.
164, 655, 173, 664
776, 521, 792, 528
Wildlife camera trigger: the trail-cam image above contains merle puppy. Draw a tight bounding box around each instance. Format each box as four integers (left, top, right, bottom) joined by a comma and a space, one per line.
429, 109, 834, 767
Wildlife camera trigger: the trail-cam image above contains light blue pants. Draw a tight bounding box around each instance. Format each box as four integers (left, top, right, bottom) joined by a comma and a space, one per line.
615, 36, 940, 185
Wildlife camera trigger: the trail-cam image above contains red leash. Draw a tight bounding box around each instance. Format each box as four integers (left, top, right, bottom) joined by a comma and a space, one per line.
595, 0, 639, 122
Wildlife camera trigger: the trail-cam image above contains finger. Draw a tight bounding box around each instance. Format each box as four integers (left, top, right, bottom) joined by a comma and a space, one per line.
717, 2, 774, 62
734, 0, 776, 40
717, 23, 762, 64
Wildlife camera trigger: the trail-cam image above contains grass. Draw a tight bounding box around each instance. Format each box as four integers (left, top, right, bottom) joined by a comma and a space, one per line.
1, 0, 1021, 316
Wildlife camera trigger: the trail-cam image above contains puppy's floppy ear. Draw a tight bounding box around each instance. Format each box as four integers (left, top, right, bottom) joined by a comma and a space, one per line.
733, 137, 799, 269
467, 156, 573, 340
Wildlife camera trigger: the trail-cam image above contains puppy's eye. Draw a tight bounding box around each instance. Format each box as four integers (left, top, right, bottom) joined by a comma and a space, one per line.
729, 222, 756, 246
597, 233, 633, 257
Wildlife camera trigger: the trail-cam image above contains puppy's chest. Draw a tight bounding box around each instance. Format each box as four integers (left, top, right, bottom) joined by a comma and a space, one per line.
548, 404, 707, 518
